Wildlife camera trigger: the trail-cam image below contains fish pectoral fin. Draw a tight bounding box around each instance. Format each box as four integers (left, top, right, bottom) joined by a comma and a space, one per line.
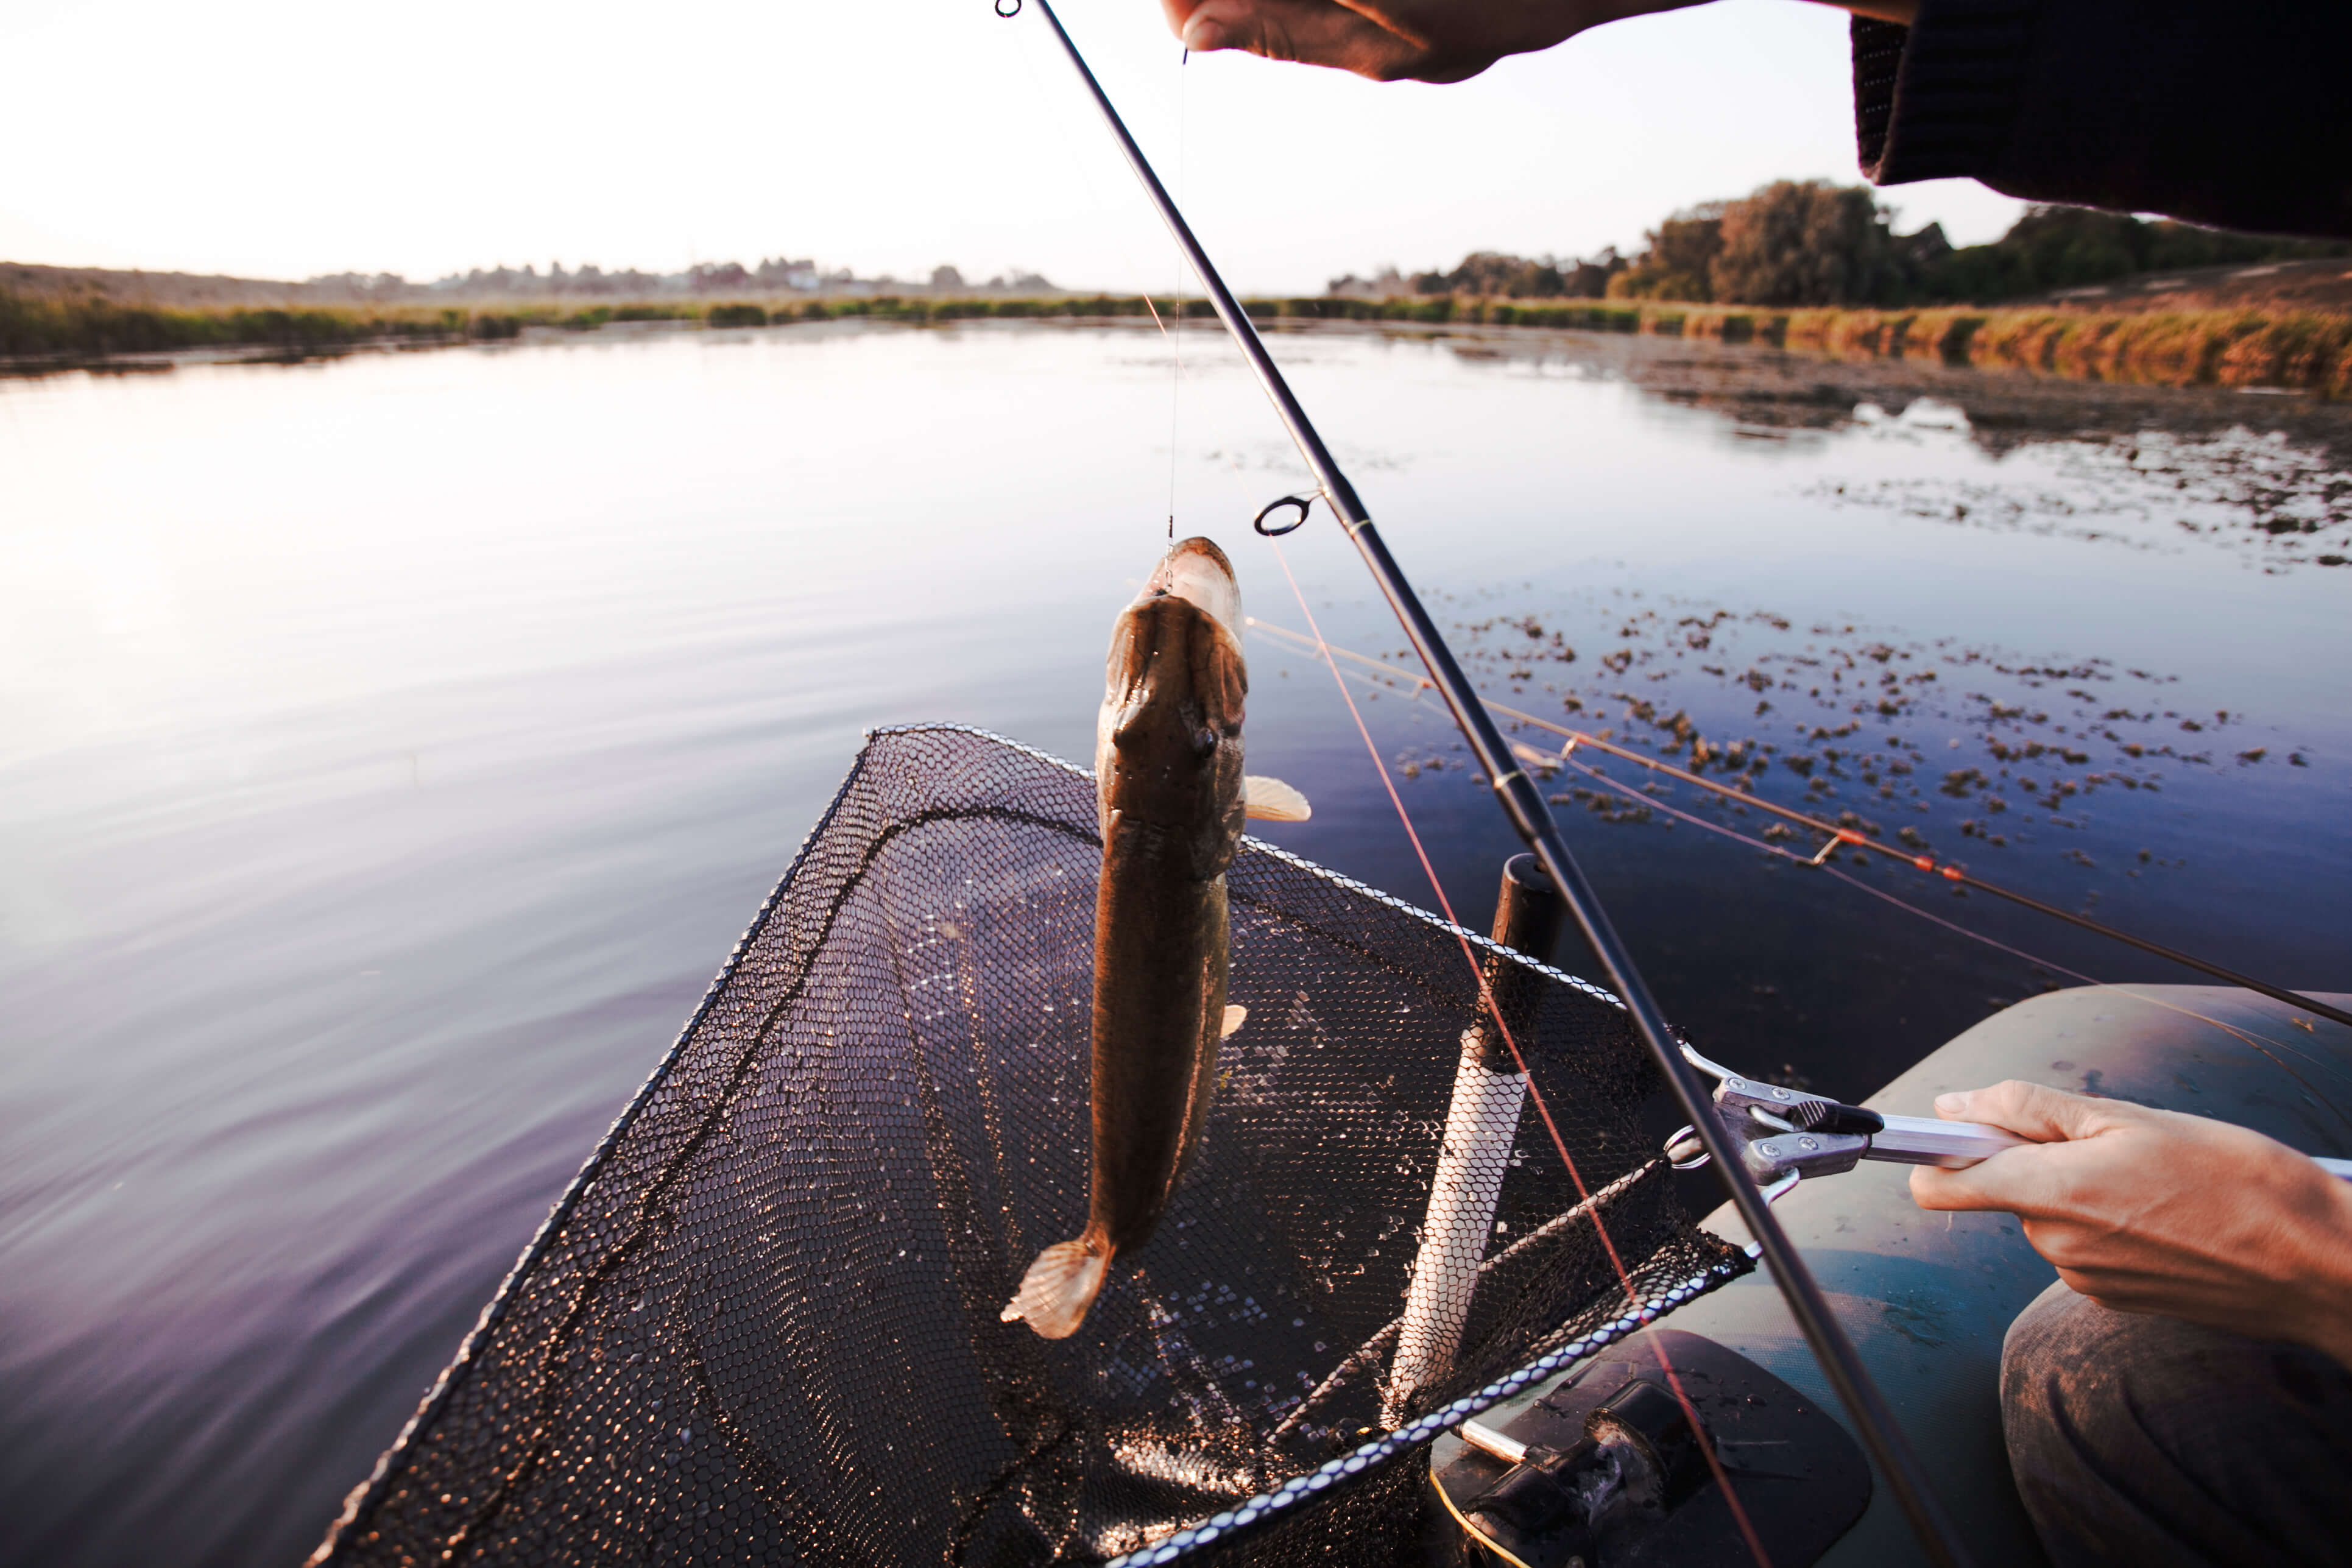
1221, 1004, 1247, 1039
1242, 775, 1312, 822
1001, 1238, 1111, 1340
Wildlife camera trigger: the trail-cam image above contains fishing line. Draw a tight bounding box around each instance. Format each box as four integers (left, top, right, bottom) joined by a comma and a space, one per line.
1168, 47, 1186, 540
1527, 709, 2352, 1118
1266, 596, 2347, 1540
1008, 19, 1211, 533
1001, 5, 1971, 1558
1809, 859, 2352, 1129
1269, 623, 2352, 1120
1263, 539, 1777, 1568
1249, 616, 2352, 1034
1539, 737, 2352, 1102
998, 13, 1198, 454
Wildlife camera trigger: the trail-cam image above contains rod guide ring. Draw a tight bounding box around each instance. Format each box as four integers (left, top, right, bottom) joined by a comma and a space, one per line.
1254, 493, 1316, 536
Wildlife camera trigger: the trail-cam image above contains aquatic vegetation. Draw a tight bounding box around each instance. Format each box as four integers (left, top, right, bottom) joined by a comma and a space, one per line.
8, 284, 2350, 400
0, 292, 449, 356
1, 293, 579, 357
1383, 571, 2328, 922
1805, 423, 2352, 567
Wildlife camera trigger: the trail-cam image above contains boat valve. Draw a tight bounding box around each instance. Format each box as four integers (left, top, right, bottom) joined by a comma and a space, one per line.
1458, 1376, 1714, 1562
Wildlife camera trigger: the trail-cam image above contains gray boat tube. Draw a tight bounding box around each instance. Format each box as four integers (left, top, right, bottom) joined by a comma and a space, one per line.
1656, 984, 2352, 1564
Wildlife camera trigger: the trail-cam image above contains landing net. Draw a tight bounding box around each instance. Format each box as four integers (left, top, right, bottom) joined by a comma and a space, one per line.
314, 724, 1748, 1568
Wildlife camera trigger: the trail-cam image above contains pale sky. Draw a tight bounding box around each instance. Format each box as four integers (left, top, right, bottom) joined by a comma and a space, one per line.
0, 0, 2026, 292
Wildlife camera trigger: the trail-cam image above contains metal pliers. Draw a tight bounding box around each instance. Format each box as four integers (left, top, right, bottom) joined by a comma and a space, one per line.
1665, 1045, 2352, 1199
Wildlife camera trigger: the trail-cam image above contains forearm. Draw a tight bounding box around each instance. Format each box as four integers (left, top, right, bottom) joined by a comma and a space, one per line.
1853, 0, 2352, 237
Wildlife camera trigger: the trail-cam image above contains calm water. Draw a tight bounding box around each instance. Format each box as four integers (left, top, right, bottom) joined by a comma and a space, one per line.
5, 320, 2350, 1566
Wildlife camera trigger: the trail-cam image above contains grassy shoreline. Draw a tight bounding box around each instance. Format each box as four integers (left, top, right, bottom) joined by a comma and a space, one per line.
7, 288, 2349, 397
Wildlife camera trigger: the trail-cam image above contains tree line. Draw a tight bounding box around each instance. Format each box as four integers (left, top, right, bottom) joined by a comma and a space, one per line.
1337, 182, 2352, 309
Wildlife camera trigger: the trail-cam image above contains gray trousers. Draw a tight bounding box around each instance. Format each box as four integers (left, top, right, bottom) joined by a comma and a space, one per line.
2002, 1279, 2352, 1567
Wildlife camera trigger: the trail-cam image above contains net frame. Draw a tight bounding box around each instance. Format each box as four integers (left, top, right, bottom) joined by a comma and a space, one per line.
311, 724, 1749, 1568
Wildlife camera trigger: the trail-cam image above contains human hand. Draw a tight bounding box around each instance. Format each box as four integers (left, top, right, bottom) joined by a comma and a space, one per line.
1156, 0, 1711, 83
1912, 1081, 2352, 1367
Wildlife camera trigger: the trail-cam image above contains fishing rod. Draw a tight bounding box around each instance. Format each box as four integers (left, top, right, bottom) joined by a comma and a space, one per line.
1252, 615, 2352, 1033
998, 4, 1975, 1566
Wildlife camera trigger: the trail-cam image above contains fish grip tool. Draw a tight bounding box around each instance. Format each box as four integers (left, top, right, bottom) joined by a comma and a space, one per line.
995, 4, 1974, 1564
1666, 1051, 2352, 1195
311, 726, 1750, 1568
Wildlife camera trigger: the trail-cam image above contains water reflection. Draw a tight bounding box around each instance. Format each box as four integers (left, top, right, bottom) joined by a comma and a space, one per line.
1, 321, 2347, 1566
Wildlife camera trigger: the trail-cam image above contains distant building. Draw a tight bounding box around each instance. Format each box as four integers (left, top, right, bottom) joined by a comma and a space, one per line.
1327, 267, 1407, 300
755, 256, 822, 291
688, 261, 753, 293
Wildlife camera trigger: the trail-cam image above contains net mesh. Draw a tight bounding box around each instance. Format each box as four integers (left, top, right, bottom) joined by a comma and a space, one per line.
314, 725, 1748, 1568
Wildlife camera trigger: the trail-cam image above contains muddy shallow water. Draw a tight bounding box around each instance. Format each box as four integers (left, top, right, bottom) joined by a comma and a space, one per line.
3, 319, 2349, 1566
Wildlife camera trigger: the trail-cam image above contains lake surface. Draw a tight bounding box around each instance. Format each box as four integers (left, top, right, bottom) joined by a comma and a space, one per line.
5, 320, 2350, 1566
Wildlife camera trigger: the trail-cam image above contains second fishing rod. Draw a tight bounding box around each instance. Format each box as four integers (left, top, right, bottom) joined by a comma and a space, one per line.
999, 4, 1976, 1566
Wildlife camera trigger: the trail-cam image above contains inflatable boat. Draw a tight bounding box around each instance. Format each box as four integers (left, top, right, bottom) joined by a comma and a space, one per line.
1429, 983, 2352, 1567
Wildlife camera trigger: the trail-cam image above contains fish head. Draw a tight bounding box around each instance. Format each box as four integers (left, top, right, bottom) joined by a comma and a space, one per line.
1097, 537, 1248, 874
1141, 535, 1241, 640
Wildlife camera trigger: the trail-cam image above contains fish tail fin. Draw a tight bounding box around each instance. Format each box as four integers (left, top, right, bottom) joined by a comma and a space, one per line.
1000, 1236, 1111, 1340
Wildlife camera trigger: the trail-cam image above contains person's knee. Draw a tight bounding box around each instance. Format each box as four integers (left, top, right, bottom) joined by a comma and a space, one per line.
2000, 1280, 2352, 1568
2000, 1280, 2123, 1481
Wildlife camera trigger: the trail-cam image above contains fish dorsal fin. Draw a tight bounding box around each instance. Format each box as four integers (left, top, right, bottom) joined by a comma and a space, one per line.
1221, 1005, 1247, 1039
1242, 776, 1312, 822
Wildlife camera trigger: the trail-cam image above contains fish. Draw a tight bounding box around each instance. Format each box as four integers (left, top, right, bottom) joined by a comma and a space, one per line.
1001, 535, 1310, 1340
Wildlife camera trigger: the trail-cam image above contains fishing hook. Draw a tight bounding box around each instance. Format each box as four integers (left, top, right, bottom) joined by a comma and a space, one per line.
1253, 492, 1319, 537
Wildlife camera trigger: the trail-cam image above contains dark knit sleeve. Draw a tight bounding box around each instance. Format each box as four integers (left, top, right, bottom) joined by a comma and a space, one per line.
1853, 0, 2352, 238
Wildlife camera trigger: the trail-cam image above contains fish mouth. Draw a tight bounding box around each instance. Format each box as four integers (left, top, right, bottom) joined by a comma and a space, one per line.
1140, 536, 1240, 640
